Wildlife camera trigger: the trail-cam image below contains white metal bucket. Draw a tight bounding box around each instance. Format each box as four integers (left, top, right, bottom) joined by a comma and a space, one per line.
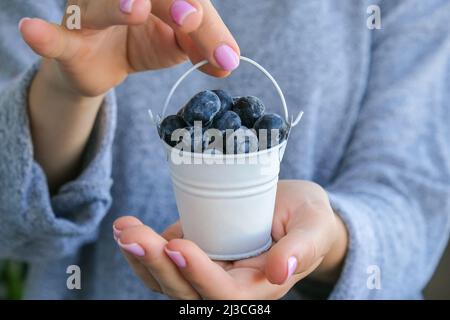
149, 56, 303, 260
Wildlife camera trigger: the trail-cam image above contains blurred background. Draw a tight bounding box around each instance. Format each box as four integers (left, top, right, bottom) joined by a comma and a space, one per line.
0, 261, 27, 300
1, 241, 449, 299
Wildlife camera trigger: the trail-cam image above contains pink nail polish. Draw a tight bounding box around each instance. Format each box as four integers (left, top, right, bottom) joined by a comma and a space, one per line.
117, 239, 145, 257
18, 17, 31, 32
120, 0, 135, 14
170, 0, 197, 26
112, 225, 121, 241
286, 256, 298, 282
164, 247, 187, 268
214, 44, 240, 71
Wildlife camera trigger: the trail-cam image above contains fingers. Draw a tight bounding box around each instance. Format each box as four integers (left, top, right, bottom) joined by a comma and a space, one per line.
152, 0, 240, 73
22, 0, 239, 76
265, 180, 337, 285
19, 18, 81, 61
113, 216, 162, 292
118, 224, 200, 299
160, 221, 238, 270
151, 0, 203, 33
265, 228, 320, 285
165, 239, 239, 299
161, 221, 183, 240
66, 0, 151, 29
175, 32, 230, 77
113, 215, 143, 240
120, 248, 163, 293
187, 0, 240, 71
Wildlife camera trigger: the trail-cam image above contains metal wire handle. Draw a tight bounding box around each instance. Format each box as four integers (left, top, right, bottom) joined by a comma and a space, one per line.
148, 56, 304, 129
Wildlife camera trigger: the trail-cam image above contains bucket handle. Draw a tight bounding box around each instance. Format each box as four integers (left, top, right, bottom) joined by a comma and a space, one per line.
148, 56, 304, 130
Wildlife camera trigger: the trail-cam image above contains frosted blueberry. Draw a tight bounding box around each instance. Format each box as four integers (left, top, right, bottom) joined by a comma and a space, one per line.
179, 90, 221, 126
232, 96, 265, 128
212, 110, 241, 131
254, 113, 288, 149
159, 115, 187, 147
212, 89, 233, 118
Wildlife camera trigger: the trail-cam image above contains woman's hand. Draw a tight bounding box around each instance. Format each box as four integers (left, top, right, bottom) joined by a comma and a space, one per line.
20, 0, 239, 191
113, 180, 348, 299
21, 0, 239, 97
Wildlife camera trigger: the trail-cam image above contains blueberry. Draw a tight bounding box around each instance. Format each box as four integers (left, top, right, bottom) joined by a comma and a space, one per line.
253, 113, 288, 149
232, 96, 265, 128
191, 125, 211, 153
211, 110, 241, 131
212, 90, 233, 118
225, 126, 259, 154
159, 115, 187, 147
179, 90, 221, 126
232, 96, 241, 104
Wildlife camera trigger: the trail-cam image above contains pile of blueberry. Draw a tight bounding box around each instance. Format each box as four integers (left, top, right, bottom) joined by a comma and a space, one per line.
158, 90, 288, 154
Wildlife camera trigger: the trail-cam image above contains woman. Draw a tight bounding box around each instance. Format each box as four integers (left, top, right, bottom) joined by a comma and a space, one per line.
0, 0, 449, 299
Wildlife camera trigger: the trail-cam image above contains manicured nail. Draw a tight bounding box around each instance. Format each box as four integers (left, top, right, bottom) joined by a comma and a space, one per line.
117, 239, 145, 257
120, 0, 135, 14
18, 17, 31, 32
164, 247, 187, 268
112, 225, 121, 241
170, 0, 197, 26
214, 44, 240, 71
286, 256, 298, 282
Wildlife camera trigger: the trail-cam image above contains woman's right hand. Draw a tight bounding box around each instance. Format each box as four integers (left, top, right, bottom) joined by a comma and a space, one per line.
20, 0, 240, 97
19, 0, 239, 191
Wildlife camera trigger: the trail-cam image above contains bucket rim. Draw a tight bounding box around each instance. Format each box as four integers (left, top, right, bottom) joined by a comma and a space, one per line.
162, 139, 287, 160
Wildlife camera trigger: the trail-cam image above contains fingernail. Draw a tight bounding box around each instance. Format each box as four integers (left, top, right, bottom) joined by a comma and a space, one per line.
117, 239, 145, 257
112, 225, 121, 241
214, 44, 240, 71
286, 256, 298, 282
164, 247, 187, 268
18, 17, 31, 32
120, 0, 135, 14
170, 0, 197, 26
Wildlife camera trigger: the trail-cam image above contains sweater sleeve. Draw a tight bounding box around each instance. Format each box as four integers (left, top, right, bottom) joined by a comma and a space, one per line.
0, 1, 117, 262
0, 64, 117, 262
326, 0, 450, 299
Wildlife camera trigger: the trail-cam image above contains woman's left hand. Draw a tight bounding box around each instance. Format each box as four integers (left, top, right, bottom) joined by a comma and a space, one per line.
113, 180, 348, 299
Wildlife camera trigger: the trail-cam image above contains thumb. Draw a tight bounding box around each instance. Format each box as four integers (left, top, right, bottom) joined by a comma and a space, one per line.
19, 18, 81, 61
265, 229, 323, 285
